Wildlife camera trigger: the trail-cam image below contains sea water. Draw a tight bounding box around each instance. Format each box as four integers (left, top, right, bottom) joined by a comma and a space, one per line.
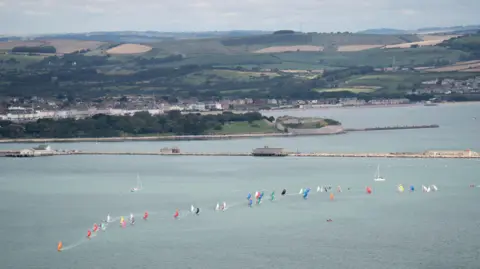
1, 103, 479, 269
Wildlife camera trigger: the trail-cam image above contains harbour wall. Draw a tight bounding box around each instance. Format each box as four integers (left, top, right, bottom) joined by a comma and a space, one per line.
1, 150, 478, 159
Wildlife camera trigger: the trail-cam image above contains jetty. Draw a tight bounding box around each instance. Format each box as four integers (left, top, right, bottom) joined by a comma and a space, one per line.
1, 146, 478, 159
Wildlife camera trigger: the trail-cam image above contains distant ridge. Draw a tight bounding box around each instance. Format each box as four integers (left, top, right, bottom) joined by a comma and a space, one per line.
358, 24, 480, 35
357, 28, 408, 35
0, 30, 272, 42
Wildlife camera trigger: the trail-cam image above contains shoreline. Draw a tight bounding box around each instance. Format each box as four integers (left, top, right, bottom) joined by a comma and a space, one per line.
0, 133, 320, 144
261, 101, 480, 113
0, 124, 439, 144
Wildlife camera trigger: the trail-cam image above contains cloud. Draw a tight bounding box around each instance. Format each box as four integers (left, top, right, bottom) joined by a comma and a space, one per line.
0, 1, 5, 7
23, 10, 49, 16
189, 1, 211, 8
399, 9, 418, 16
221, 12, 238, 17
83, 5, 105, 14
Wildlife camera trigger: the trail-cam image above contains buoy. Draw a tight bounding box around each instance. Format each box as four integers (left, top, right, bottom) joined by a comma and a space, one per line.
366, 186, 372, 194
329, 193, 334, 201
57, 241, 63, 252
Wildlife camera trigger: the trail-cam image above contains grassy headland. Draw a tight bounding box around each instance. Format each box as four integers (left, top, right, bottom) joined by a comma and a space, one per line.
0, 111, 281, 139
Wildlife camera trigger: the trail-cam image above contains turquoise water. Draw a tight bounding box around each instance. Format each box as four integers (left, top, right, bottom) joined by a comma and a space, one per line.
1, 103, 480, 269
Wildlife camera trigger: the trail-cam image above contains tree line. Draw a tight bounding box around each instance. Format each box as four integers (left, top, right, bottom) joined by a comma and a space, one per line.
439, 34, 480, 59
12, 46, 56, 54
0, 111, 267, 139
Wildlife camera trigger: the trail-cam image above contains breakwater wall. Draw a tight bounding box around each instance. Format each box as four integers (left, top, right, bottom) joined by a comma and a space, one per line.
345, 124, 439, 132
0, 124, 440, 144
2, 150, 478, 159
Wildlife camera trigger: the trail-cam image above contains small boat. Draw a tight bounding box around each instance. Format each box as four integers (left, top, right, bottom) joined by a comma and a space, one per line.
374, 165, 386, 182
130, 174, 143, 192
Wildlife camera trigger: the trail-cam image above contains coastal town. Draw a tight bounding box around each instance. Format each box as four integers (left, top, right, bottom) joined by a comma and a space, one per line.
0, 96, 416, 122
1, 75, 479, 122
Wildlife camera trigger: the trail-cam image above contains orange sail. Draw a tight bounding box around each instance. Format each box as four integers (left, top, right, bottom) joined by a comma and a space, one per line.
57, 241, 63, 252
329, 193, 334, 201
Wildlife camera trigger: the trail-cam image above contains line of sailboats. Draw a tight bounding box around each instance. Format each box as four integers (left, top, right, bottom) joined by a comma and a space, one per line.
128, 165, 438, 194
374, 164, 438, 192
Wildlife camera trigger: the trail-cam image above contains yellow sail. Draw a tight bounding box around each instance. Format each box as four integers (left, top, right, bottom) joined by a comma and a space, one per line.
120, 216, 124, 224
398, 185, 404, 192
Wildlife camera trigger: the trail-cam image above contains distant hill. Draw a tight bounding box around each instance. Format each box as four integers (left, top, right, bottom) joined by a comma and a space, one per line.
359, 24, 480, 35
142, 32, 421, 55
357, 28, 408, 35
0, 31, 271, 43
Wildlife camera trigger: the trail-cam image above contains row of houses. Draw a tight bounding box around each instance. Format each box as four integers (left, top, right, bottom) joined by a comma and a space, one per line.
417, 77, 480, 95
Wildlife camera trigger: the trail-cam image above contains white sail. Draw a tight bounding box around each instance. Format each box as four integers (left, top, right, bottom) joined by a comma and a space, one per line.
317, 186, 320, 192
215, 203, 220, 211
431, 185, 438, 191
374, 165, 386, 182
320, 186, 324, 192
191, 205, 195, 212
299, 188, 304, 194
137, 174, 142, 190
107, 214, 111, 223
222, 202, 227, 211
337, 186, 342, 192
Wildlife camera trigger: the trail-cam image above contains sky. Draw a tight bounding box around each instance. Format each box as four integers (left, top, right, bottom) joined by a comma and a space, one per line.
0, 0, 479, 35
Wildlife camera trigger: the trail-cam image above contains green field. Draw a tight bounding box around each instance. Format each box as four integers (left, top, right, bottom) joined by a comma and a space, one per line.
182, 69, 279, 85
209, 120, 278, 134
0, 54, 44, 69
314, 87, 377, 93
344, 72, 479, 92
133, 46, 468, 70
144, 33, 422, 55
270, 47, 466, 68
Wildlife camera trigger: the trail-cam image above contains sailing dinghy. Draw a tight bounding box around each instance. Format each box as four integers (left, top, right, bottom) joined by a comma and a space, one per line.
131, 174, 143, 192
374, 165, 386, 182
